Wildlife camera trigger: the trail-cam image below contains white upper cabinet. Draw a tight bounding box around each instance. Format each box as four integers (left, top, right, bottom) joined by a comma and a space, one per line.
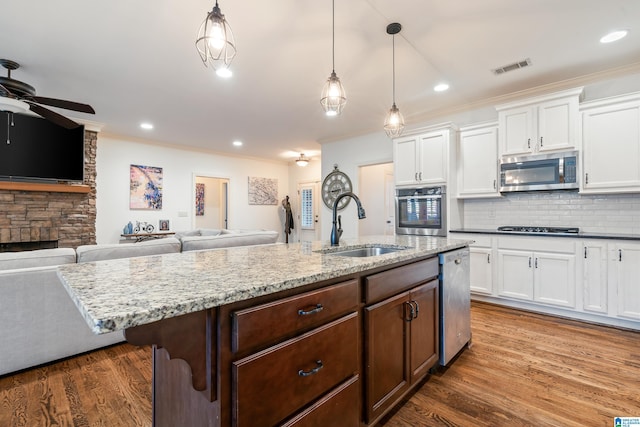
580, 92, 640, 194
393, 126, 453, 186
496, 87, 583, 156
458, 123, 500, 198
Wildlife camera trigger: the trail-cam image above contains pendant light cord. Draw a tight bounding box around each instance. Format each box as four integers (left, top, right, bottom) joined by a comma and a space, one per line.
392, 34, 396, 104
332, 0, 336, 73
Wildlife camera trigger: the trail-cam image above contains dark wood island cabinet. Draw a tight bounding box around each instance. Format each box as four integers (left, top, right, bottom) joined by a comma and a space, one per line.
58, 236, 470, 427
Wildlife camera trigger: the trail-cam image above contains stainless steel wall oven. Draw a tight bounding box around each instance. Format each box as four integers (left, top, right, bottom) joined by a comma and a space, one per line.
395, 186, 446, 236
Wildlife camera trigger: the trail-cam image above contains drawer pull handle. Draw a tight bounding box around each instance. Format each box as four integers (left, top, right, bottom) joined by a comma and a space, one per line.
298, 360, 323, 377
298, 304, 324, 316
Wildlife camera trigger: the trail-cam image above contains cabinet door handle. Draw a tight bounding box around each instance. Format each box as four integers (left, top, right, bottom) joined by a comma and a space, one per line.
585, 173, 589, 184
535, 258, 538, 268
619, 249, 622, 262
487, 253, 491, 263
404, 301, 415, 321
527, 138, 531, 149
584, 247, 587, 259
528, 257, 532, 268
410, 300, 419, 319
298, 360, 323, 377
298, 304, 324, 316
493, 179, 497, 189
540, 136, 543, 147
418, 172, 422, 181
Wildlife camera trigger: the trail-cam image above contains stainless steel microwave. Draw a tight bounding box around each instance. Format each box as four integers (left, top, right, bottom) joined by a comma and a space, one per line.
499, 151, 578, 192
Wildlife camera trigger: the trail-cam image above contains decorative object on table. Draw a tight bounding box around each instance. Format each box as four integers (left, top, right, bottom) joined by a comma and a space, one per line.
130, 164, 163, 210
322, 164, 352, 210
122, 221, 133, 235
133, 221, 154, 234
195, 182, 205, 216
248, 177, 278, 205
281, 195, 294, 243
159, 219, 170, 231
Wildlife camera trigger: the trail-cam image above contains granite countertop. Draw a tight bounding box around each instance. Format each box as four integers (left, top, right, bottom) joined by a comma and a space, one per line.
58, 235, 471, 335
450, 228, 640, 241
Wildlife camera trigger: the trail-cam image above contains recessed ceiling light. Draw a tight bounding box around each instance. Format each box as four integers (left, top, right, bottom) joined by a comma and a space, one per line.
434, 83, 449, 92
600, 30, 628, 43
140, 122, 154, 130
232, 140, 243, 147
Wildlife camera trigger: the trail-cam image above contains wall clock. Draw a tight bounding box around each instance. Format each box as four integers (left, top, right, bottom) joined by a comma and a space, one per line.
322, 165, 353, 210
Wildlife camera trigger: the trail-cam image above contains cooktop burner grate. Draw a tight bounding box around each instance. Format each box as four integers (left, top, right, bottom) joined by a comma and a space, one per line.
497, 226, 580, 234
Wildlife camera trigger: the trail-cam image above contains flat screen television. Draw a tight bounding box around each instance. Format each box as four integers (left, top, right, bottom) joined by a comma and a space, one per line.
0, 112, 85, 183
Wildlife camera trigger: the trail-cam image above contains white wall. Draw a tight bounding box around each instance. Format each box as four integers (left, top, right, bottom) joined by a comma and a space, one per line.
320, 132, 392, 241
96, 136, 289, 244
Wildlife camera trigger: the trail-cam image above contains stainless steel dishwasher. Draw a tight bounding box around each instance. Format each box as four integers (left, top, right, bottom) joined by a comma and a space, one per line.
438, 247, 471, 365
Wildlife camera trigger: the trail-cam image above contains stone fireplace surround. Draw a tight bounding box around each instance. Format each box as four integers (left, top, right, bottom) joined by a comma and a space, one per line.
0, 130, 97, 249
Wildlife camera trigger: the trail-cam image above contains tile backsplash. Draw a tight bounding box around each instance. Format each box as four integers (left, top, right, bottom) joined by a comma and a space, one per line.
462, 191, 640, 235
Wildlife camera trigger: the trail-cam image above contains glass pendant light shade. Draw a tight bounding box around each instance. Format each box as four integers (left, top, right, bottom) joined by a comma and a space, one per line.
384, 23, 404, 138
320, 0, 346, 116
296, 153, 310, 167
320, 71, 347, 116
384, 103, 405, 137
196, 1, 237, 74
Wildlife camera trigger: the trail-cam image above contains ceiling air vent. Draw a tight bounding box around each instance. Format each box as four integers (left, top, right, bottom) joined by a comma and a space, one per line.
492, 58, 532, 75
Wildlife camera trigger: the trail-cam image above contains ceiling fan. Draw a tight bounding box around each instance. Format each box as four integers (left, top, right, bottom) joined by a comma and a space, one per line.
0, 59, 95, 129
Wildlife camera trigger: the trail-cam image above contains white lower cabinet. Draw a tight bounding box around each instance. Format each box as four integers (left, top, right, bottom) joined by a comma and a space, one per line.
454, 234, 494, 295
610, 242, 640, 320
497, 237, 576, 308
582, 241, 608, 314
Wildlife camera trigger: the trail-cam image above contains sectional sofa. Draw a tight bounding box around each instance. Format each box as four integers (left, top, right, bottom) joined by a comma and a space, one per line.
0, 229, 279, 376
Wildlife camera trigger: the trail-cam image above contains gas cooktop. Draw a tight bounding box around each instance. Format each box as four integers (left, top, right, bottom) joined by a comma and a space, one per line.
497, 226, 580, 234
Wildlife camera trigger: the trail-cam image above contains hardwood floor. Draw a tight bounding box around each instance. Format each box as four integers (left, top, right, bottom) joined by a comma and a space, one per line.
1, 302, 638, 426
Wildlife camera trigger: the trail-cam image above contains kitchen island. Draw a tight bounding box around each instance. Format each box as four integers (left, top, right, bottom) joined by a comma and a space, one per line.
58, 235, 471, 427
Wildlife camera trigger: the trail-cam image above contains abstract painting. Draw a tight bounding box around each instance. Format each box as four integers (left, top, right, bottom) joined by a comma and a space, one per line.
248, 177, 278, 205
130, 164, 163, 210
195, 183, 205, 216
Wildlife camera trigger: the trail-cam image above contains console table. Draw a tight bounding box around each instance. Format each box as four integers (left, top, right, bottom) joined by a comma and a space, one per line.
120, 232, 175, 243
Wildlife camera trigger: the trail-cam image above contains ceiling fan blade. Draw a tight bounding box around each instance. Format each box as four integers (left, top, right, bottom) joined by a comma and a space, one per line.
27, 101, 82, 129
0, 82, 13, 97
29, 96, 95, 114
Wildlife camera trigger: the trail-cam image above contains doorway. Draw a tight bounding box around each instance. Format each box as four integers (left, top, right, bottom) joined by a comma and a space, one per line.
297, 181, 321, 242
358, 163, 395, 236
193, 175, 229, 230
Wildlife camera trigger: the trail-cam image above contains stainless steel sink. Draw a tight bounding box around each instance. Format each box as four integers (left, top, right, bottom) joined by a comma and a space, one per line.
326, 246, 407, 257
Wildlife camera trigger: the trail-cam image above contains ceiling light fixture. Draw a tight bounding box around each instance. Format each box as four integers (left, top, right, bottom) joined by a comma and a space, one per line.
140, 122, 154, 130
320, 0, 346, 117
383, 23, 405, 138
232, 140, 243, 147
196, 0, 237, 77
434, 83, 449, 92
295, 153, 310, 167
600, 30, 628, 43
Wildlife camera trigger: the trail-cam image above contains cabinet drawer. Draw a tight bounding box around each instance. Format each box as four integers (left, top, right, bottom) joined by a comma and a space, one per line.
232, 312, 359, 427
281, 375, 360, 427
232, 279, 358, 353
365, 257, 438, 304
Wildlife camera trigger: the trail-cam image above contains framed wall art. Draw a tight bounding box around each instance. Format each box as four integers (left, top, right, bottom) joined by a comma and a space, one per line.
248, 177, 278, 205
130, 164, 163, 210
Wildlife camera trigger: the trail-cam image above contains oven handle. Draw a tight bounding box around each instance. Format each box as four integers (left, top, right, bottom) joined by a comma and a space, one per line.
397, 195, 442, 201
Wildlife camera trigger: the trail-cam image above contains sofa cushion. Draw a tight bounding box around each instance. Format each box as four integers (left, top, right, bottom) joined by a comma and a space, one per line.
76, 237, 182, 263
180, 230, 279, 252
0, 248, 76, 271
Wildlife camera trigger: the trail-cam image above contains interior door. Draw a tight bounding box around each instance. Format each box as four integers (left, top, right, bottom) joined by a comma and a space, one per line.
297, 182, 320, 242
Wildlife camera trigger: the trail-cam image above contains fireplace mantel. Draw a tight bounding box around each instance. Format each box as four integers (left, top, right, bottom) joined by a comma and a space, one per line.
0, 181, 90, 193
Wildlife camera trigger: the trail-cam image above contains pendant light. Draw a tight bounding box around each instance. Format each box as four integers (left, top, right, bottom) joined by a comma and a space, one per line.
383, 23, 405, 138
196, 0, 237, 77
320, 0, 346, 116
